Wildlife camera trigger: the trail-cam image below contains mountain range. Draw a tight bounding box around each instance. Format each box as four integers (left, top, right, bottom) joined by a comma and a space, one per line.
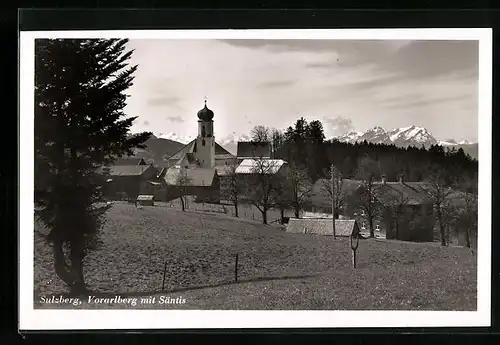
127, 125, 478, 167
336, 125, 477, 159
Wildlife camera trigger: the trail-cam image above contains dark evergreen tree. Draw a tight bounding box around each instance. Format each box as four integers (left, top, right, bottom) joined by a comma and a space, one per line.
35, 39, 151, 293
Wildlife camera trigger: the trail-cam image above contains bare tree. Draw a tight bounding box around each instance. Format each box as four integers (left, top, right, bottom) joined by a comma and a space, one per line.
383, 189, 410, 239
248, 158, 280, 224
352, 155, 383, 237
250, 125, 271, 142
271, 128, 284, 158
321, 167, 346, 218
287, 165, 313, 218
422, 167, 455, 246
177, 169, 191, 212
274, 177, 292, 224
457, 174, 478, 248
223, 163, 243, 218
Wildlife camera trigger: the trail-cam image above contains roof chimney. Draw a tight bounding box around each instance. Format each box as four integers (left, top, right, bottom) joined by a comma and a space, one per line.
398, 174, 404, 184
381, 174, 387, 184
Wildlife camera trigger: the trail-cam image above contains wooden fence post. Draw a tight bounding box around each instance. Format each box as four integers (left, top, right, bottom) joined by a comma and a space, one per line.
234, 253, 239, 283
350, 231, 360, 269
161, 259, 168, 291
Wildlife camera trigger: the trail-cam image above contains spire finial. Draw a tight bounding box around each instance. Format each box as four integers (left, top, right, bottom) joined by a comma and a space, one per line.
204, 96, 207, 106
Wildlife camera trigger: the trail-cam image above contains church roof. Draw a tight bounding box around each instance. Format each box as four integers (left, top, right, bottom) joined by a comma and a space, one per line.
164, 167, 217, 187
106, 165, 156, 177
166, 139, 235, 165
168, 139, 197, 162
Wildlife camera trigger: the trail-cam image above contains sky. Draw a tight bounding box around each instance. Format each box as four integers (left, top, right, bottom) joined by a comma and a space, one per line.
124, 39, 479, 143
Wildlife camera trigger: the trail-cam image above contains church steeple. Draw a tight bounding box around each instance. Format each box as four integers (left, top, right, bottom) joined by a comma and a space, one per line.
197, 99, 214, 138
194, 98, 215, 168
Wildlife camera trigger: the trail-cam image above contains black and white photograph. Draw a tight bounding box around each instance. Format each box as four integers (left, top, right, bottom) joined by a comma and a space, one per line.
19, 28, 491, 330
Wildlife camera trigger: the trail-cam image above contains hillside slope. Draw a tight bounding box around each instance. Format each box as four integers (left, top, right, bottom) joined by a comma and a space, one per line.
34, 203, 476, 310
128, 134, 186, 166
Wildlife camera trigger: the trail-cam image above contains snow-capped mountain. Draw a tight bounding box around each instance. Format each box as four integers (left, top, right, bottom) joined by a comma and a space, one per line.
157, 132, 195, 144
437, 139, 472, 146
219, 133, 251, 155
337, 125, 439, 148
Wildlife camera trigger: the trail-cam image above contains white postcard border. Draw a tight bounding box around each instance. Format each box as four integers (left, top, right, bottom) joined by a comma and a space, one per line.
19, 28, 492, 330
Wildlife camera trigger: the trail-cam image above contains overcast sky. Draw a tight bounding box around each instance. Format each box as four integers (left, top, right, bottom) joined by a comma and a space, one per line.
124, 39, 479, 143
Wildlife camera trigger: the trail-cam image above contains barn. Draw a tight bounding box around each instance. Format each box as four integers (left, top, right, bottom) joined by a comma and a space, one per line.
102, 164, 158, 201
163, 167, 220, 203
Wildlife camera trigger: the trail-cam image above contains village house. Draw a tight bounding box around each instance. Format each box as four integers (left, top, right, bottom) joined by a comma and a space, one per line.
102, 163, 159, 201
310, 174, 436, 242
163, 166, 220, 203
236, 141, 271, 162
371, 174, 435, 242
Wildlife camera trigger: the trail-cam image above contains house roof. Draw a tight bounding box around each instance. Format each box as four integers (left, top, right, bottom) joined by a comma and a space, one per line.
113, 157, 146, 166
237, 141, 271, 158
335, 219, 359, 236
164, 167, 217, 187
235, 159, 286, 175
310, 178, 433, 208
286, 218, 359, 237
167, 139, 235, 165
106, 165, 154, 177
372, 181, 432, 205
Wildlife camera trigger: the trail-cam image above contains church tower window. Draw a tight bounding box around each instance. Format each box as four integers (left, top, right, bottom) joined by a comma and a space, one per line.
202, 139, 206, 146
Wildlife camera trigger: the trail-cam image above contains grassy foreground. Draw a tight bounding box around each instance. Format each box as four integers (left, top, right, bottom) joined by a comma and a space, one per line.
34, 203, 477, 310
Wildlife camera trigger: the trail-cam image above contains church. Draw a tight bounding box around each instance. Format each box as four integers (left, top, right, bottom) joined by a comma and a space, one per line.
161, 100, 235, 203
161, 100, 288, 203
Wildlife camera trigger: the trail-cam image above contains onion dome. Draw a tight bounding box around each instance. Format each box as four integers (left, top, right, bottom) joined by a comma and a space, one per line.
197, 100, 214, 121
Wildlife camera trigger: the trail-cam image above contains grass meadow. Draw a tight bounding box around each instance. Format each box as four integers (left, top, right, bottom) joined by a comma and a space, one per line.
34, 202, 477, 310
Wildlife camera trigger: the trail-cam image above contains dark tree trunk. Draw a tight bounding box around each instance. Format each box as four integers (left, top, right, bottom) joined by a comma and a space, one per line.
368, 217, 374, 238
53, 237, 74, 288
180, 196, 185, 211
280, 208, 285, 224
294, 204, 300, 218
437, 209, 446, 246
465, 227, 471, 248
69, 238, 87, 294
234, 202, 239, 218
262, 208, 268, 224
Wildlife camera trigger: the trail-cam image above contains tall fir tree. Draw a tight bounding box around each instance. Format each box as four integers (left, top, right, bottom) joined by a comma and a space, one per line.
34, 39, 151, 294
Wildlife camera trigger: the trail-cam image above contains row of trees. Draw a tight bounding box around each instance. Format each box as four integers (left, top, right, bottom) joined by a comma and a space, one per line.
240, 124, 479, 248
222, 158, 313, 225
252, 118, 477, 188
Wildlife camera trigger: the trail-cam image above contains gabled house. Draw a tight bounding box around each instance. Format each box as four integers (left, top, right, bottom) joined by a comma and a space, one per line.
102, 164, 159, 201
310, 174, 436, 242
236, 141, 271, 162
352, 175, 435, 242
163, 166, 220, 203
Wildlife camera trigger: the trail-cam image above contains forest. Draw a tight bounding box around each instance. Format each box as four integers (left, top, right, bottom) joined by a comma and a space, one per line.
259, 117, 478, 188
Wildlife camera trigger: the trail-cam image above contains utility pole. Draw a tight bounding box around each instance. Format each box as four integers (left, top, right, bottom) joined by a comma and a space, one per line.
331, 163, 336, 239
